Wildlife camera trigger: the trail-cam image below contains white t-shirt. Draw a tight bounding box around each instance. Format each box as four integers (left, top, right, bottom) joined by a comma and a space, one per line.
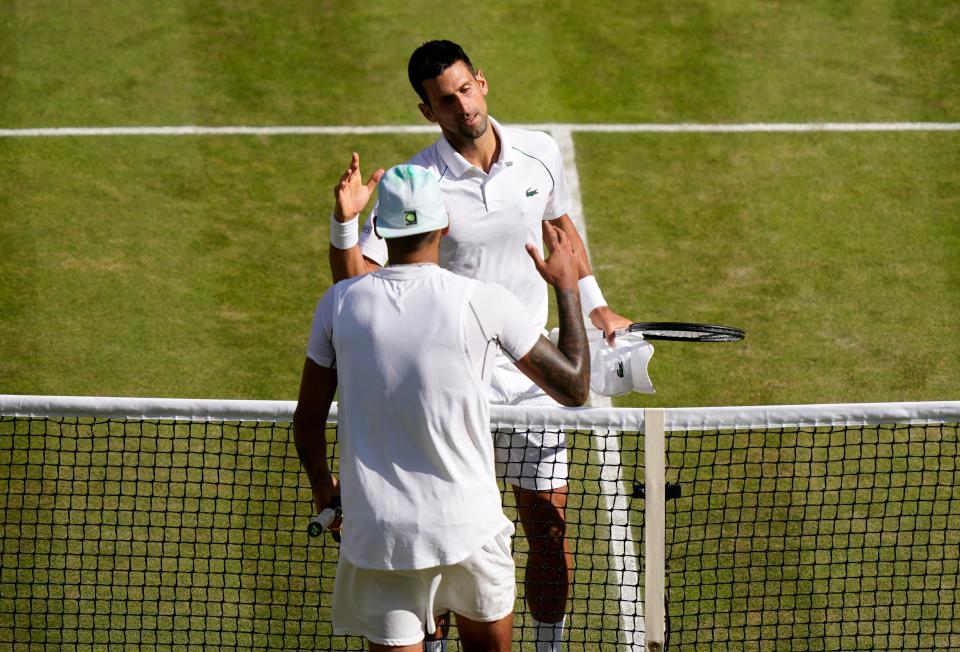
359, 117, 571, 333
306, 264, 541, 570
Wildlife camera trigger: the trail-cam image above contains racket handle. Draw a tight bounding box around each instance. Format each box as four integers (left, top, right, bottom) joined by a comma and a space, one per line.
307, 496, 341, 538
307, 510, 335, 537
602, 327, 631, 340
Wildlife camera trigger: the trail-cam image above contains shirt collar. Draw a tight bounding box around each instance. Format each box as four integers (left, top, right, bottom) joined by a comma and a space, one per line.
376, 262, 439, 279
436, 116, 514, 178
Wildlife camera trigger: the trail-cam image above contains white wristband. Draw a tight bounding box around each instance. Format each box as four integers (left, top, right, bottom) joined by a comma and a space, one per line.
330, 212, 359, 250
578, 275, 607, 317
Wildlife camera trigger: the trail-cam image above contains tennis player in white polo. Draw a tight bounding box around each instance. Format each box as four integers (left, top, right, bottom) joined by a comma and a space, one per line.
295, 163, 589, 651
327, 40, 633, 651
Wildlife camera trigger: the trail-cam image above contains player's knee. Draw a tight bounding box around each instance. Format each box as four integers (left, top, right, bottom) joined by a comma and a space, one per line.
526, 518, 566, 553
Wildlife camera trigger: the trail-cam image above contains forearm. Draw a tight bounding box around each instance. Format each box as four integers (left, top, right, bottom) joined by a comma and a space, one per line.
292, 359, 338, 497
517, 287, 590, 407
293, 410, 331, 490
329, 243, 378, 282
553, 285, 590, 401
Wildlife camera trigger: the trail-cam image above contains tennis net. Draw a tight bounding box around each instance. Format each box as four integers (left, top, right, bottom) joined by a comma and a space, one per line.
0, 395, 645, 651
1, 396, 958, 650
659, 402, 960, 651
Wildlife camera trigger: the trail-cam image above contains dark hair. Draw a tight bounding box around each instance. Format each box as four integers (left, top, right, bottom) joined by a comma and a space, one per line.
382, 229, 442, 257
407, 40, 475, 105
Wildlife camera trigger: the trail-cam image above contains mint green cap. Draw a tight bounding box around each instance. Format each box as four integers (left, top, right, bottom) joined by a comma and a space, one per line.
374, 165, 449, 238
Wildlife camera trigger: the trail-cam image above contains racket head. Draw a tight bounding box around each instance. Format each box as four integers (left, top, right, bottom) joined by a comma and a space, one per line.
622, 322, 745, 342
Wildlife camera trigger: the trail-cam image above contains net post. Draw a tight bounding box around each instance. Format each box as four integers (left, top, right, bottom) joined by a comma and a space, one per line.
644, 408, 666, 651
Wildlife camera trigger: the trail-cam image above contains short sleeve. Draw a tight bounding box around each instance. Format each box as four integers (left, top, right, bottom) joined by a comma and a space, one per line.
468, 282, 542, 362
306, 288, 337, 368
542, 135, 572, 220
358, 202, 389, 266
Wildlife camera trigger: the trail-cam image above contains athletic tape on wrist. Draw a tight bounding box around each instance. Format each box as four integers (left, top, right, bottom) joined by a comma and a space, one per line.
329, 212, 359, 250
578, 275, 607, 317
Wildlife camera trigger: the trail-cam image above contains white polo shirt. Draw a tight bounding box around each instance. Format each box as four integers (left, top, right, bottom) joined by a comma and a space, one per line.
306, 264, 541, 570
359, 117, 571, 332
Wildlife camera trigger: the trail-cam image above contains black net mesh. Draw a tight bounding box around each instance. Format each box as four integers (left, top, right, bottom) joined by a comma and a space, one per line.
3, 410, 958, 650
665, 422, 960, 651
0, 415, 642, 650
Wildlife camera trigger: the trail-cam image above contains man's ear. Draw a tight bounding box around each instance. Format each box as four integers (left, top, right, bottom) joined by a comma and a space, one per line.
475, 69, 489, 96
418, 102, 437, 123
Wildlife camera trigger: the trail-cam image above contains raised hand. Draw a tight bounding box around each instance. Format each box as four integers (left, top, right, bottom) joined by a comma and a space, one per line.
333, 152, 384, 222
525, 221, 579, 290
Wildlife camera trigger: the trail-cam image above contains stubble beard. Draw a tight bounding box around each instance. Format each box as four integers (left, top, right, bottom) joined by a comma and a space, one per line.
457, 112, 489, 141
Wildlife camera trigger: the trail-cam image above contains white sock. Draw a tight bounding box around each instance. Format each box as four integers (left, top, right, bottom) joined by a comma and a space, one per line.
423, 638, 447, 652
534, 616, 566, 652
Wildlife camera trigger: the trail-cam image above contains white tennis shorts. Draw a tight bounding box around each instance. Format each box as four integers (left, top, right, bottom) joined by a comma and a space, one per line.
331, 528, 515, 646
489, 362, 568, 491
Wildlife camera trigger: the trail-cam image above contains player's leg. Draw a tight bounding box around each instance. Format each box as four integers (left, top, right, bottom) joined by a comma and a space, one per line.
493, 429, 572, 650
332, 559, 434, 651
490, 364, 571, 650
513, 485, 573, 638
433, 527, 516, 651
454, 612, 513, 652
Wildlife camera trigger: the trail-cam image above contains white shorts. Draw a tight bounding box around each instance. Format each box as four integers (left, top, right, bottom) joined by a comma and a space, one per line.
489, 362, 568, 491
331, 529, 516, 646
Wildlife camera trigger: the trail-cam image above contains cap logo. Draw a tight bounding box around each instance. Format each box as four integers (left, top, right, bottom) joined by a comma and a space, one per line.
403, 210, 418, 226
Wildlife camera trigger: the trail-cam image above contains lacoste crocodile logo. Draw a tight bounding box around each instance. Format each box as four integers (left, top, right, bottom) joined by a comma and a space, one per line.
525, 187, 539, 197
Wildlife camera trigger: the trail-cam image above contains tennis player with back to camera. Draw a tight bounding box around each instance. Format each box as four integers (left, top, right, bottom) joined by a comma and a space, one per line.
327, 39, 633, 651
294, 164, 589, 651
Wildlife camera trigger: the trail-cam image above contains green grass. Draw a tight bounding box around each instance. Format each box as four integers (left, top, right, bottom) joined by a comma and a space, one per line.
583, 131, 960, 407
2, 2, 958, 404
1, 1, 959, 650
2, 2, 957, 126
0, 133, 432, 398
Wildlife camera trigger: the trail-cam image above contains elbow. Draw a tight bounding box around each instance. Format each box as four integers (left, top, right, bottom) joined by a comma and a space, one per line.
556, 379, 590, 408
552, 359, 591, 407
566, 359, 591, 406
567, 362, 592, 407
571, 386, 591, 407
557, 395, 587, 408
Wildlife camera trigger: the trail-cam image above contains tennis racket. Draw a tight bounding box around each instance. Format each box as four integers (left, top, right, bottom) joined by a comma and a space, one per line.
610, 322, 745, 342
308, 495, 342, 540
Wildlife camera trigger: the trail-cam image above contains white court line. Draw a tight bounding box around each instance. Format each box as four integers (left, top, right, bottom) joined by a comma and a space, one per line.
537, 122, 960, 133
0, 125, 438, 137
552, 126, 645, 651
1, 122, 958, 137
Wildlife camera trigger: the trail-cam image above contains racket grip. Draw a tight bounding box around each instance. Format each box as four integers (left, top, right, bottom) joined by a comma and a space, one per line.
307, 496, 341, 538
602, 327, 630, 340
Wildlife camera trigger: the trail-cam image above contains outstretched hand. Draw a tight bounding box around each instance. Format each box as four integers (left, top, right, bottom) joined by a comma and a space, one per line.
526, 221, 579, 290
333, 152, 384, 222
